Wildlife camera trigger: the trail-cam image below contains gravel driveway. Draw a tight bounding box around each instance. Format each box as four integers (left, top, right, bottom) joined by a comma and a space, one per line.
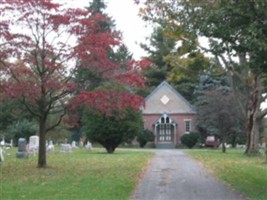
130, 150, 248, 200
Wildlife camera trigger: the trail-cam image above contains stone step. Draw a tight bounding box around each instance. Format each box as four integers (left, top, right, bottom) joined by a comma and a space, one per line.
156, 143, 175, 149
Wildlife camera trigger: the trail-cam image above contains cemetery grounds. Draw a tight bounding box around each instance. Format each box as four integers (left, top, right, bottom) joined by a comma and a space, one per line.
0, 147, 266, 200
186, 149, 267, 200
0, 147, 152, 200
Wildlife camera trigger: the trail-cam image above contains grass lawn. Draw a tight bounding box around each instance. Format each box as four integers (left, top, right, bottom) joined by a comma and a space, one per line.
186, 148, 267, 200
0, 147, 153, 200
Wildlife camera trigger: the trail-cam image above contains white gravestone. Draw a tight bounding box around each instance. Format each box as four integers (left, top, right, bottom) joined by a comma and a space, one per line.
60, 144, 72, 153
0, 137, 5, 146
85, 141, 93, 151
236, 144, 246, 148
28, 136, 39, 156
0, 146, 4, 163
47, 140, 55, 152
71, 141, 77, 148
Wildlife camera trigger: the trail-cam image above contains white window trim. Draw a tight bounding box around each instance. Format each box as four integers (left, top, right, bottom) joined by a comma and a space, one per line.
184, 119, 192, 133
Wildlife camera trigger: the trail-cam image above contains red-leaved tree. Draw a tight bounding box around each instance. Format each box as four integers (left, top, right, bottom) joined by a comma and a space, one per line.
65, 1, 151, 153
0, 0, 149, 166
0, 0, 124, 168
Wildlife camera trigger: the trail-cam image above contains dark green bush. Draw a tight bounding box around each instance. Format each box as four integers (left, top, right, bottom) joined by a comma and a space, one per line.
7, 119, 38, 145
82, 108, 143, 153
180, 132, 199, 148
137, 129, 155, 148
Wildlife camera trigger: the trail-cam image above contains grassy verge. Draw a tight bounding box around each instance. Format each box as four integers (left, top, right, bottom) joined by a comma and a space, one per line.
0, 148, 152, 200
186, 148, 267, 200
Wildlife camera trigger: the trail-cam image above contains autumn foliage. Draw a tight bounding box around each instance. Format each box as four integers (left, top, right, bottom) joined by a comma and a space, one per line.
0, 0, 147, 167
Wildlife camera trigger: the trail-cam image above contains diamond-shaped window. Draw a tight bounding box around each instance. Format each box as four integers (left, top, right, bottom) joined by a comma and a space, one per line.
160, 95, 170, 105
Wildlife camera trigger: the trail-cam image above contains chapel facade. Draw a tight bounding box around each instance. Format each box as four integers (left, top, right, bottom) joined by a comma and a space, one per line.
142, 81, 196, 148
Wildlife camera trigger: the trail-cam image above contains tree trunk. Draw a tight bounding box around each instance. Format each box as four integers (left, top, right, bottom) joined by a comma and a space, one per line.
221, 135, 226, 153
231, 136, 237, 148
105, 146, 115, 154
37, 117, 47, 168
245, 75, 261, 155
245, 116, 260, 155
222, 142, 226, 153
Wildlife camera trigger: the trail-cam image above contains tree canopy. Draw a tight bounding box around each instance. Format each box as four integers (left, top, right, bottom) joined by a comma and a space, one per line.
195, 73, 246, 151
0, 0, 147, 167
140, 22, 215, 103
83, 107, 143, 153
68, 0, 146, 153
137, 0, 267, 154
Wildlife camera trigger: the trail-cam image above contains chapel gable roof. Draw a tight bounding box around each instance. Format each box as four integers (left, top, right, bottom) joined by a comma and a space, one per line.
142, 81, 196, 114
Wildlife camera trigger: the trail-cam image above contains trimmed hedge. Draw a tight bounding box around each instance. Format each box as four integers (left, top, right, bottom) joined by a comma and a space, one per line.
137, 129, 155, 148
181, 132, 199, 148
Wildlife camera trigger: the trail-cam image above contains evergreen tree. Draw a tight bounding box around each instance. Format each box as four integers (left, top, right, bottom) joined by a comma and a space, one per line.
141, 27, 175, 93
88, 0, 106, 13
141, 25, 214, 103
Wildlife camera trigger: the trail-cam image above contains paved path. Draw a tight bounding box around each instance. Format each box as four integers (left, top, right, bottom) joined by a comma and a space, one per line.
130, 150, 248, 200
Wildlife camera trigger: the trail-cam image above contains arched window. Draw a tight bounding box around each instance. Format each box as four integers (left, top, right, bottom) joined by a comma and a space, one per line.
166, 117, 169, 124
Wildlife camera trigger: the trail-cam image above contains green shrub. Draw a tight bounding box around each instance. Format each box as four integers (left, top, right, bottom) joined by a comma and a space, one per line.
82, 108, 143, 153
181, 132, 199, 148
7, 119, 38, 145
137, 129, 155, 148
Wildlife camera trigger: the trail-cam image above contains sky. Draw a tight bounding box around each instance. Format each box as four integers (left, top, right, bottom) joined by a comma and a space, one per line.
59, 0, 153, 59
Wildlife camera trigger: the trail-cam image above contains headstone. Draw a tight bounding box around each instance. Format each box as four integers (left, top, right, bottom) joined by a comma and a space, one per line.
71, 141, 77, 148
60, 144, 72, 153
47, 140, 55, 152
10, 139, 13, 148
28, 135, 39, 156
260, 142, 266, 148
79, 141, 83, 147
16, 138, 28, 158
0, 146, 4, 163
0, 136, 5, 146
236, 144, 246, 148
49, 140, 53, 146
85, 141, 93, 151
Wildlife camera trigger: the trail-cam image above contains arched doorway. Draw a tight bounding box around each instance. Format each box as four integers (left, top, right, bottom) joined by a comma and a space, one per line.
154, 114, 176, 147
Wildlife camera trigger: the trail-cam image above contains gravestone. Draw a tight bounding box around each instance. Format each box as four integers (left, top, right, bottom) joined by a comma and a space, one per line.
79, 141, 83, 148
0, 136, 5, 146
10, 139, 13, 148
28, 135, 39, 156
71, 141, 77, 148
85, 141, 93, 151
60, 144, 72, 153
47, 140, 54, 152
236, 144, 246, 148
16, 138, 28, 158
0, 146, 4, 163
